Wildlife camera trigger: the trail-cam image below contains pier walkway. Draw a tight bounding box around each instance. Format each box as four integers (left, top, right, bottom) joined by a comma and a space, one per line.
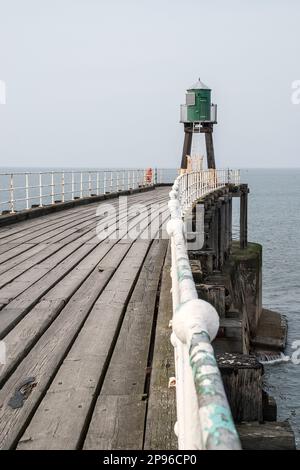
0, 186, 175, 449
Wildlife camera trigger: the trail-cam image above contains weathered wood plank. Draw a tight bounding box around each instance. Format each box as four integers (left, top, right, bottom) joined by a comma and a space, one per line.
0, 193, 167, 311
15, 241, 166, 449
0, 204, 169, 385
0, 209, 99, 260
86, 395, 148, 450
0, 240, 90, 306
0, 244, 75, 288
251, 308, 287, 351
0, 243, 44, 265
83, 240, 168, 450
217, 353, 263, 423
101, 239, 168, 396
0, 242, 135, 449
0, 204, 98, 248
0, 189, 165, 262
196, 284, 226, 318
237, 422, 296, 450
0, 242, 35, 258
0, 187, 170, 450
0, 199, 102, 242
0, 243, 48, 275
0, 240, 116, 385
16, 240, 152, 450
0, 187, 159, 244
144, 245, 177, 450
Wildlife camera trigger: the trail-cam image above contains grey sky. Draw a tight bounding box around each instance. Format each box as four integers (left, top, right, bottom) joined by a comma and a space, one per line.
0, 0, 299, 168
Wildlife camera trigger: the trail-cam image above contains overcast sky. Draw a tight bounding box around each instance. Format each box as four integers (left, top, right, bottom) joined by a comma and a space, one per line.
0, 0, 299, 168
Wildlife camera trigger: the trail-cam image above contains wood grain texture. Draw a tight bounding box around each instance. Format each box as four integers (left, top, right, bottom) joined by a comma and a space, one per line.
0, 193, 167, 334
0, 187, 170, 450
237, 422, 296, 450
143, 245, 177, 450
83, 240, 168, 450
17, 240, 151, 450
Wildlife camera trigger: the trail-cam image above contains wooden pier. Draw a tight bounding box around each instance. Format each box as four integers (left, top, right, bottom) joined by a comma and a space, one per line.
0, 175, 296, 450
0, 186, 176, 450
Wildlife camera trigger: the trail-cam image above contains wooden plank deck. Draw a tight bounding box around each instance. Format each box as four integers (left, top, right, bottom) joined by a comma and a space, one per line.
0, 187, 176, 450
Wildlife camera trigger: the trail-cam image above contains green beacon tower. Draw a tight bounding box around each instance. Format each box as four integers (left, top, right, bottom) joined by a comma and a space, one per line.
180, 78, 217, 170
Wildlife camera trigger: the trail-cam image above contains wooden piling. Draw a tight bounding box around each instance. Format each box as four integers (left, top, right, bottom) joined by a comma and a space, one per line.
240, 184, 248, 249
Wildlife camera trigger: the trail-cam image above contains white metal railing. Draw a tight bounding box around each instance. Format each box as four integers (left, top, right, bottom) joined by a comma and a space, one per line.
0, 168, 177, 215
176, 169, 240, 216
167, 169, 241, 450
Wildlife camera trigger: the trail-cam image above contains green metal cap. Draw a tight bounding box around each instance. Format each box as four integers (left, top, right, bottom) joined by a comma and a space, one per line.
187, 77, 211, 91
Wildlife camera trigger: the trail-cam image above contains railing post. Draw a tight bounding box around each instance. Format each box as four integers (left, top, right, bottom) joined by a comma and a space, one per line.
227, 168, 231, 184
25, 173, 29, 210
61, 171, 65, 203
88, 172, 92, 197
96, 172, 99, 195
187, 173, 189, 210
10, 173, 15, 213
51, 172, 54, 204
39, 172, 43, 207
71, 171, 75, 199
80, 172, 83, 199
104, 172, 107, 194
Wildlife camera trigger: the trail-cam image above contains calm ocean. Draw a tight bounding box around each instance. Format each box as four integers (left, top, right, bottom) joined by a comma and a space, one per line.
238, 168, 300, 448
0, 167, 299, 446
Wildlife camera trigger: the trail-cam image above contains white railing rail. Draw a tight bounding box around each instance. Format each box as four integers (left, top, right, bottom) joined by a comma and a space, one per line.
0, 168, 176, 215
167, 169, 241, 450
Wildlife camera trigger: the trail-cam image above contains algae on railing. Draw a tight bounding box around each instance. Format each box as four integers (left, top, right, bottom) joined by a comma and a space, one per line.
167, 169, 241, 450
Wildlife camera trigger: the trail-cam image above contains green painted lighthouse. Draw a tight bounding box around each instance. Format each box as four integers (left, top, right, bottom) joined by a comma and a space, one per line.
180, 78, 217, 169
186, 79, 211, 122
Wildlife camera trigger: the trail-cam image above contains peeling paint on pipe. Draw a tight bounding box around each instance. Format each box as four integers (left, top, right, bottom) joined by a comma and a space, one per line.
167, 170, 241, 450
